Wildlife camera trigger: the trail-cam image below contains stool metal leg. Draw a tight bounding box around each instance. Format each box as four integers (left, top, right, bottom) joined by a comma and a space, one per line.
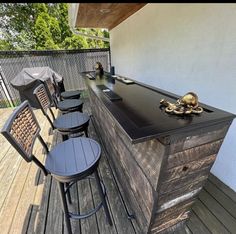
62, 134, 69, 141
94, 169, 113, 226
65, 182, 72, 204
58, 182, 72, 234
84, 128, 88, 137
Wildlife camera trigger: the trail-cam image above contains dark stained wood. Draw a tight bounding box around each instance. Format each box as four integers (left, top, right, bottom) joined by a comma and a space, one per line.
167, 139, 223, 169
76, 3, 147, 30
88, 120, 137, 234
169, 123, 230, 154
83, 72, 235, 144
151, 212, 190, 234
158, 179, 205, 207
159, 168, 211, 195
92, 114, 148, 232
154, 200, 194, 225
85, 75, 235, 233
163, 154, 216, 182
0, 106, 236, 234
157, 221, 190, 234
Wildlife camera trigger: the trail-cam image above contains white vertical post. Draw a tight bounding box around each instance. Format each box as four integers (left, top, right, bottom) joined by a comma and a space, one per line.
0, 67, 14, 108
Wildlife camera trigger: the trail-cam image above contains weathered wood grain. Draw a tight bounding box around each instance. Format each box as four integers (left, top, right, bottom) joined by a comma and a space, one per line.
163, 154, 216, 182
34, 117, 60, 234
167, 139, 223, 169
159, 167, 211, 195
44, 179, 63, 234
169, 123, 230, 154
88, 85, 232, 234
151, 211, 190, 234
78, 178, 99, 234
158, 220, 191, 234
0, 102, 235, 234
158, 179, 205, 207
89, 89, 154, 232
89, 119, 135, 234
93, 116, 148, 233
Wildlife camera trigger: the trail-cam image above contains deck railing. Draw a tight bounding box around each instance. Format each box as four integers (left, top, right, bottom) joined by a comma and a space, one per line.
0, 48, 111, 108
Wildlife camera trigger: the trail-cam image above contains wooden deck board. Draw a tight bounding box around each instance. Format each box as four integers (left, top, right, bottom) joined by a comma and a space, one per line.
0, 102, 236, 234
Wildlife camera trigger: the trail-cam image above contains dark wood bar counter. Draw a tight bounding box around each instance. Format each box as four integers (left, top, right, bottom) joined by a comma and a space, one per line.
82, 72, 235, 233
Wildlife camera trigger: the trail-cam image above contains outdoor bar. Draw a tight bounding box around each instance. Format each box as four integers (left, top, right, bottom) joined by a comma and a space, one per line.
83, 72, 235, 233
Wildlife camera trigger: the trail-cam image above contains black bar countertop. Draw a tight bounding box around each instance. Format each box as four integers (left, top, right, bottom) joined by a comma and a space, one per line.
82, 72, 235, 144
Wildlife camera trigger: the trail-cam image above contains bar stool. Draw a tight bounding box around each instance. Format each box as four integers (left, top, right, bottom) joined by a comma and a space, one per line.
1, 101, 113, 234
52, 73, 81, 100
33, 84, 90, 140
45, 78, 83, 114
61, 90, 81, 100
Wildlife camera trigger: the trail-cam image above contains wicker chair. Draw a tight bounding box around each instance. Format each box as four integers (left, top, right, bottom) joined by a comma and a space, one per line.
1, 101, 112, 234
33, 83, 90, 140
52, 73, 81, 100
45, 78, 83, 114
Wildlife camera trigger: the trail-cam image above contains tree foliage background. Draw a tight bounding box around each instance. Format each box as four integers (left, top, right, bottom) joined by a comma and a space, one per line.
0, 3, 109, 50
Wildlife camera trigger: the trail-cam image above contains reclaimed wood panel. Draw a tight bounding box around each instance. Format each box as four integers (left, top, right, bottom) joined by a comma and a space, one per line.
163, 154, 216, 182
169, 123, 230, 154
89, 88, 156, 232
167, 139, 223, 169
93, 114, 148, 232
88, 85, 233, 234
158, 179, 205, 207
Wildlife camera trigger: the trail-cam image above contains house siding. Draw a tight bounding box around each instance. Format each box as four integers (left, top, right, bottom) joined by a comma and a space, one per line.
110, 3, 236, 191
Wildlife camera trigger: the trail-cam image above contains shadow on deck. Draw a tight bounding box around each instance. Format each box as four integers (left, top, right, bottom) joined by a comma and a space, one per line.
0, 98, 235, 234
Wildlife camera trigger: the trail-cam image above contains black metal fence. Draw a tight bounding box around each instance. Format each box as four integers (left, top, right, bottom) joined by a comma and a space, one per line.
0, 48, 111, 108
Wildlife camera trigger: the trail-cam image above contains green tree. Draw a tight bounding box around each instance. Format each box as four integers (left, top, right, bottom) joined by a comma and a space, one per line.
0, 3, 110, 50
63, 34, 88, 49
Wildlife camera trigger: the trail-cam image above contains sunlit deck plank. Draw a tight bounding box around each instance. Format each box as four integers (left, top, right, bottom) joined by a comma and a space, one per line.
0, 104, 236, 234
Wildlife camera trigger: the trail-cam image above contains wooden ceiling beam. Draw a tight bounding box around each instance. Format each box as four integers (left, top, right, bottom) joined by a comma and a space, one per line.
75, 3, 147, 30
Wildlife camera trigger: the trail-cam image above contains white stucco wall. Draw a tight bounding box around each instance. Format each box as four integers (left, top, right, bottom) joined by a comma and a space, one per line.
110, 3, 236, 191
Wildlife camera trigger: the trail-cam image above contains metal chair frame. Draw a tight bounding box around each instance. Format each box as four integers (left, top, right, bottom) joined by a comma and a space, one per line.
1, 101, 112, 234
33, 84, 89, 139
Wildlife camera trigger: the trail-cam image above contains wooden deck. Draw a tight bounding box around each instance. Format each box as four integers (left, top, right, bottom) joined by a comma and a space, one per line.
0, 99, 236, 234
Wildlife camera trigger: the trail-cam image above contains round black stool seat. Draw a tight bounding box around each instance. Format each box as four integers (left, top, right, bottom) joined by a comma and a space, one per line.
45, 137, 101, 182
61, 90, 81, 100
53, 112, 90, 133
57, 99, 83, 112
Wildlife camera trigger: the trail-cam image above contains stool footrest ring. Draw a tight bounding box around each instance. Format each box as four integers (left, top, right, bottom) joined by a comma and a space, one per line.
66, 176, 107, 220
